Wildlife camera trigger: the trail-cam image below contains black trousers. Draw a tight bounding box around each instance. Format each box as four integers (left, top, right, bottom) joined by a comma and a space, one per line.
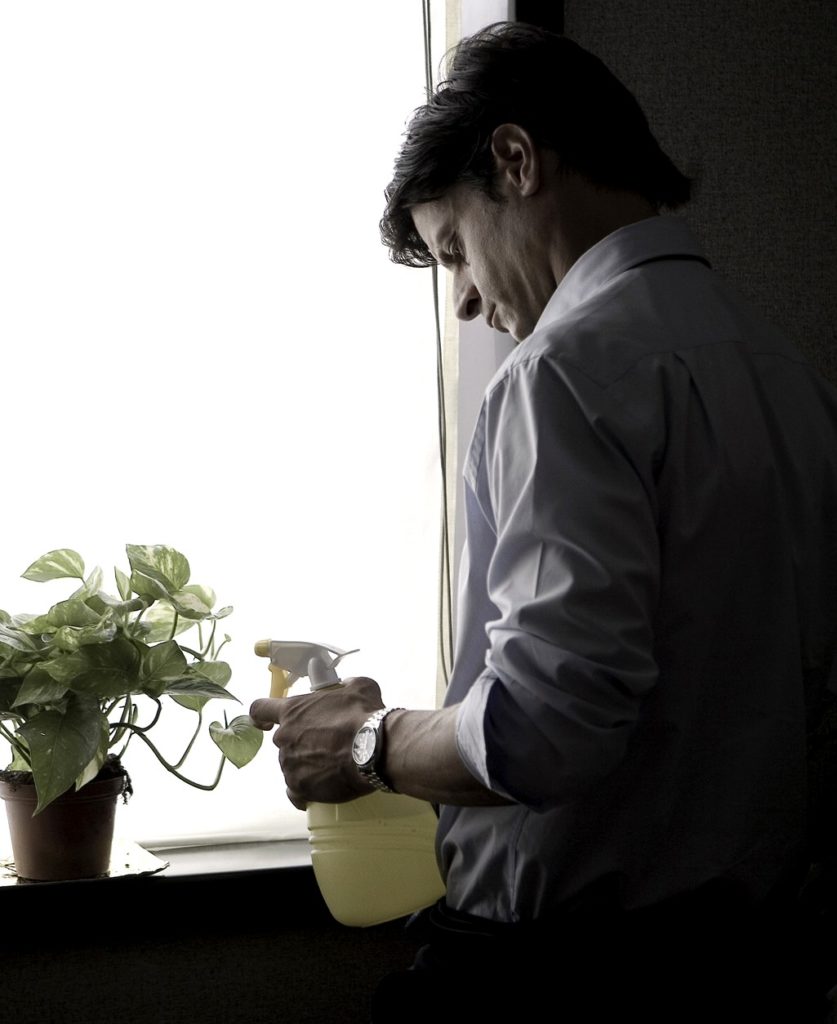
370, 884, 834, 1024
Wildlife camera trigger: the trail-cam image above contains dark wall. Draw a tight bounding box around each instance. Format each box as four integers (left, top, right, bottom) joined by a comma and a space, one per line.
561, 0, 837, 384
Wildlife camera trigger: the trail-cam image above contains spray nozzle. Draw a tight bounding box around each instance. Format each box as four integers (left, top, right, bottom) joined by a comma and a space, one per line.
254, 639, 359, 695
307, 654, 341, 690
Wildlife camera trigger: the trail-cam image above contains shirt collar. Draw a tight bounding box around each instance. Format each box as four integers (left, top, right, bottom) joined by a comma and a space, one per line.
534, 215, 707, 332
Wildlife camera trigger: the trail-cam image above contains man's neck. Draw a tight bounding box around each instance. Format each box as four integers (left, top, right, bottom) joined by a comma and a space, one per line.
548, 175, 659, 284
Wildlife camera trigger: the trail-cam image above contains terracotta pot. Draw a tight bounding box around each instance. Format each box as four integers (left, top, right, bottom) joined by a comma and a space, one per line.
0, 774, 125, 881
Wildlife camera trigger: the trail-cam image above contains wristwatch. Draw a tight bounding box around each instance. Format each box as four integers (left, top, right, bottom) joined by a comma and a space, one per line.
351, 707, 403, 793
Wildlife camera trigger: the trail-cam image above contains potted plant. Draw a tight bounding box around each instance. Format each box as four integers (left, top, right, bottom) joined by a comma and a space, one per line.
0, 544, 263, 880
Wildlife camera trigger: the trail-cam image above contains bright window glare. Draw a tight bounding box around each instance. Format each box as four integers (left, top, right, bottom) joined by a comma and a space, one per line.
0, 3, 442, 846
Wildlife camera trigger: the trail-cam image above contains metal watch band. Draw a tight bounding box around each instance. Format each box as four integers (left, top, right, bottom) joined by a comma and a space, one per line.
357, 707, 403, 793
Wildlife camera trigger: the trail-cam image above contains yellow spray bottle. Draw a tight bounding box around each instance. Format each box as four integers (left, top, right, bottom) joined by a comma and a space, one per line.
254, 639, 445, 927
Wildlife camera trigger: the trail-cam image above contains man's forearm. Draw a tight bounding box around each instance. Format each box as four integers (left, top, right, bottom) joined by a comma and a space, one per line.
249, 680, 513, 808
382, 705, 512, 806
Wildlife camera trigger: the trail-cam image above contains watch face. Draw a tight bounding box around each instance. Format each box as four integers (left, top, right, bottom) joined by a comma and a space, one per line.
352, 726, 376, 767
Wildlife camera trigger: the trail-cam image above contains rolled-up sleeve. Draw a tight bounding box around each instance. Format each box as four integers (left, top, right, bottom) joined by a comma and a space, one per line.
455, 350, 662, 809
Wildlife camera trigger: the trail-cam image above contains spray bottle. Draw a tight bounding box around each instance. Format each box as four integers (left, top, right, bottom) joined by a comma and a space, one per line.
254, 639, 445, 927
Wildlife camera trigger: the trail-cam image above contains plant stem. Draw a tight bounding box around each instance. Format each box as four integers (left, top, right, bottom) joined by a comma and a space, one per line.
172, 708, 203, 769
168, 610, 180, 643
109, 695, 133, 746
202, 619, 217, 659
130, 696, 163, 733
116, 724, 226, 790
0, 721, 28, 762
131, 606, 146, 637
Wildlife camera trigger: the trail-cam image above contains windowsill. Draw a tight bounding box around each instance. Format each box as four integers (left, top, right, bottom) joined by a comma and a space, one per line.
148, 837, 312, 877
0, 836, 312, 886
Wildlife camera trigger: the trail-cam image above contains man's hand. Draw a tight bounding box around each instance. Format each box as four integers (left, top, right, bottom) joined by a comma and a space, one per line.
249, 677, 384, 809
252, 679, 514, 810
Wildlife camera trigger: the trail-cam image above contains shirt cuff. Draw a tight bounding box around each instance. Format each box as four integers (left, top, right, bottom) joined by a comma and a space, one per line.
455, 671, 515, 800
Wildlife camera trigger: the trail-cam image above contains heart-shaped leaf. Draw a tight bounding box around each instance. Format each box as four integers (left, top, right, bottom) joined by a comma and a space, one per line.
21, 549, 85, 583
209, 715, 263, 768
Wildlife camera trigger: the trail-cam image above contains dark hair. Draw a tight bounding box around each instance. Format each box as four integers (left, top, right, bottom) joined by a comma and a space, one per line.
381, 22, 692, 267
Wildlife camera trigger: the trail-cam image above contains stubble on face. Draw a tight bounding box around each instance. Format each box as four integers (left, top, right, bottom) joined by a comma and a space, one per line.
412, 184, 557, 343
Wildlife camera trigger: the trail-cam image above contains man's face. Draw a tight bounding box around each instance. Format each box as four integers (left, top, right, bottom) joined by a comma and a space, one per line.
411, 182, 556, 343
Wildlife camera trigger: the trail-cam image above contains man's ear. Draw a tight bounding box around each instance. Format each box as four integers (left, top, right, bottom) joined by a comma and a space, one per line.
490, 124, 540, 197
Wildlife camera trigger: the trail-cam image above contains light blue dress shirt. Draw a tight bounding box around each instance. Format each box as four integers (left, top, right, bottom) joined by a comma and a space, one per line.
440, 215, 837, 922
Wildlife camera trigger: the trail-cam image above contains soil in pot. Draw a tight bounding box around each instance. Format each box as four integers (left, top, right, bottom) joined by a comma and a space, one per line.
0, 755, 132, 881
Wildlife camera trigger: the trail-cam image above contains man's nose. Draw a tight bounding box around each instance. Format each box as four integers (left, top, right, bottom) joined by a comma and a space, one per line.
453, 270, 481, 322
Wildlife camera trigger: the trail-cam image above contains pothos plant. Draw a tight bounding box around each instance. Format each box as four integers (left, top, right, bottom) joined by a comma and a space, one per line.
0, 544, 263, 813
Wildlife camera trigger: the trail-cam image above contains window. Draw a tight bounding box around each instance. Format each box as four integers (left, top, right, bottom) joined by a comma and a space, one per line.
0, 2, 447, 847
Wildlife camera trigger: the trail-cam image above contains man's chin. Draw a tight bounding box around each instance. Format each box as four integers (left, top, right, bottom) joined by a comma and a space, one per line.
490, 311, 527, 343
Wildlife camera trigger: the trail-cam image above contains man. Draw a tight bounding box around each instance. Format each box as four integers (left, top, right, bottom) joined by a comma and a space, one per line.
251, 22, 837, 1022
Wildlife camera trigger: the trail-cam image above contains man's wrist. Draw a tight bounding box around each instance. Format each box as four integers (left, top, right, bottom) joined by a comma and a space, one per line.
351, 707, 403, 793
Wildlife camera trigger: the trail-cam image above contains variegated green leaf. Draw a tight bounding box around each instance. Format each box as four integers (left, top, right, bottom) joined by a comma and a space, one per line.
0, 679, 22, 712
126, 545, 190, 592
69, 566, 104, 603
139, 640, 188, 696
75, 619, 119, 647
181, 583, 215, 609
11, 665, 69, 707
49, 619, 119, 653
0, 621, 38, 651
164, 678, 238, 700
74, 750, 105, 790
170, 589, 212, 620
130, 570, 171, 601
12, 613, 53, 635
193, 661, 232, 687
8, 747, 31, 771
10, 613, 49, 637
68, 667, 135, 698
95, 593, 146, 615
213, 606, 233, 620
52, 625, 82, 653
40, 651, 93, 684
74, 717, 110, 789
21, 549, 85, 582
19, 699, 106, 812
209, 715, 263, 768
137, 600, 194, 643
63, 637, 141, 697
115, 566, 132, 601
171, 661, 232, 711
44, 598, 102, 630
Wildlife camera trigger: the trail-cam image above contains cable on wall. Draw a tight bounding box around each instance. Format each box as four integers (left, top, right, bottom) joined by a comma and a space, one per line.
422, 0, 454, 690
